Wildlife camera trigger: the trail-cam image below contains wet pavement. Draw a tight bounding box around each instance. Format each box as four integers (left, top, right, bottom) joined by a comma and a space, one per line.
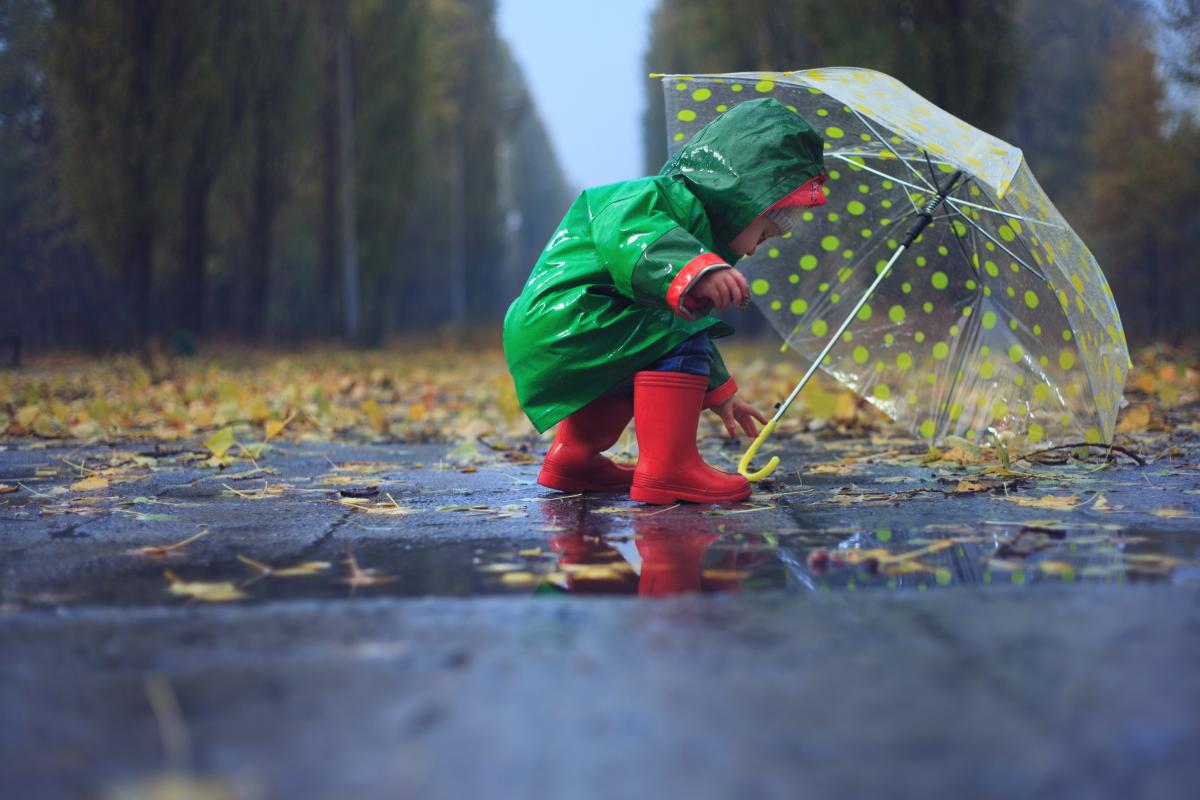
2, 432, 1200, 798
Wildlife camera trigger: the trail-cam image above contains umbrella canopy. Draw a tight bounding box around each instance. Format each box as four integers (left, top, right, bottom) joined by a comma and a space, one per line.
659, 68, 1129, 448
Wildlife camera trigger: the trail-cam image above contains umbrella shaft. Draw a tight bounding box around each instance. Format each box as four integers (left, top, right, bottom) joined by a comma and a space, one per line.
770, 169, 963, 425
771, 243, 909, 424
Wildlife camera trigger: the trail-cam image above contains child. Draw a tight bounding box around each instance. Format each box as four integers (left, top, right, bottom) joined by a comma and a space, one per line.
503, 97, 827, 504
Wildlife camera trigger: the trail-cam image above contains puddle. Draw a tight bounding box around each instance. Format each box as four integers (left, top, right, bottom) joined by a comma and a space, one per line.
5, 500, 1197, 608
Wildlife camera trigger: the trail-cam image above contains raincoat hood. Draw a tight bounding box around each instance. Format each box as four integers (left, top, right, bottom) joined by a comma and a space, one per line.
660, 97, 827, 247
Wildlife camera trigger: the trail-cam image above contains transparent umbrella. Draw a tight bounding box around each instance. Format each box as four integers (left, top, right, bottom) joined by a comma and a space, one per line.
658, 68, 1130, 478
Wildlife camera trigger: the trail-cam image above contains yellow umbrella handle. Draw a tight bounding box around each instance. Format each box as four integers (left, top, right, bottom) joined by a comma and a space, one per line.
738, 418, 780, 481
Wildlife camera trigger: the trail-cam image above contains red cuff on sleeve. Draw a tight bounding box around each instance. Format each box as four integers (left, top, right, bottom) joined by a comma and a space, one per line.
702, 377, 738, 410
666, 252, 729, 318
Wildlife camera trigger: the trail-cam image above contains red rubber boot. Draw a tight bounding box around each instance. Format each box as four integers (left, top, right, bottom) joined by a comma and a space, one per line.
538, 394, 635, 492
629, 371, 751, 504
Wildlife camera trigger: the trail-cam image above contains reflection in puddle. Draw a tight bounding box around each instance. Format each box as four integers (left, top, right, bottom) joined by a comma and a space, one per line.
470, 498, 1200, 597
4, 498, 1197, 608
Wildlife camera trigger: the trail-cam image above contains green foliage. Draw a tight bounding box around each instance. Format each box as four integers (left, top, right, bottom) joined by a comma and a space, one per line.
643, 0, 1200, 344
643, 0, 1020, 172
1084, 28, 1200, 344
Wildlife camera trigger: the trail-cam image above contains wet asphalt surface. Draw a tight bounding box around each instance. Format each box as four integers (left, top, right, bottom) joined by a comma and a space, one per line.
2, 433, 1199, 799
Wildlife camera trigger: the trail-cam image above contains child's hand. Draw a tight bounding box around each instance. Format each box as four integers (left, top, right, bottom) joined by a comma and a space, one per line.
710, 394, 769, 438
688, 268, 751, 312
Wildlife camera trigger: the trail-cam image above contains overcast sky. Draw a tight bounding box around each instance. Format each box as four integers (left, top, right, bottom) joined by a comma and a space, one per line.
496, 0, 655, 192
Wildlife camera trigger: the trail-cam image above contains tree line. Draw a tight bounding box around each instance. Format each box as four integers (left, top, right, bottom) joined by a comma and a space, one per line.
643, 0, 1200, 344
2, 0, 1196, 352
0, 0, 572, 351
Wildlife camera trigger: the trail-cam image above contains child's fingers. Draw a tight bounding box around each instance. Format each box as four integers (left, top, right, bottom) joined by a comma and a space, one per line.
733, 406, 761, 437
737, 415, 759, 438
731, 271, 751, 305
715, 406, 738, 437
712, 278, 732, 309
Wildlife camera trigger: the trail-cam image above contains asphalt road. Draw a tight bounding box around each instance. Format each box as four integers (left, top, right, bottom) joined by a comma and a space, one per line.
2, 432, 1198, 799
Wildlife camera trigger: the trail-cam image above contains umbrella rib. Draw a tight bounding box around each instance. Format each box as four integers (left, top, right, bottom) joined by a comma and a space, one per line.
828, 154, 935, 199
945, 197, 1067, 230
780, 206, 923, 353
935, 290, 984, 438
947, 206, 1048, 283
842, 106, 937, 193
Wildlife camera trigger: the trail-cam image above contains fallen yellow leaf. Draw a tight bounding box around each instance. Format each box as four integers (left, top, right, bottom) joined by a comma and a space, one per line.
499, 571, 540, 586
361, 399, 387, 434
71, 475, 110, 491
236, 554, 331, 577
134, 528, 210, 557
163, 570, 246, 602
103, 771, 244, 800
1038, 561, 1077, 579
1151, 508, 1190, 518
701, 569, 752, 581
204, 426, 235, 458
1116, 404, 1151, 433
1001, 494, 1080, 511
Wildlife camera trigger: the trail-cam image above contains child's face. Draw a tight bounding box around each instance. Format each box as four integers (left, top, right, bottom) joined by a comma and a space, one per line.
729, 216, 783, 257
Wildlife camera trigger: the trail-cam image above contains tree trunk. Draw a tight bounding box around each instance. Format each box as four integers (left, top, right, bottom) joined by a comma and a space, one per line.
246, 106, 276, 342
337, 19, 359, 341
447, 142, 466, 330
317, 0, 342, 337
177, 150, 212, 339
126, 0, 161, 346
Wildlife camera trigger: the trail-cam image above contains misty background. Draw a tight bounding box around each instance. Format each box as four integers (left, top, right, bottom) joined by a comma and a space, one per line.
1, 0, 1197, 354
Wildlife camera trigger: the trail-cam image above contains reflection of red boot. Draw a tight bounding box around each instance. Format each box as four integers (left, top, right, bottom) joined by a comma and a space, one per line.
629, 372, 750, 505
538, 394, 634, 492
542, 503, 638, 594
636, 528, 717, 596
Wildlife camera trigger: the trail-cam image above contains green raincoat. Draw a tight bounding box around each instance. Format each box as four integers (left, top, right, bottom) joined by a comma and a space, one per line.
503, 98, 826, 432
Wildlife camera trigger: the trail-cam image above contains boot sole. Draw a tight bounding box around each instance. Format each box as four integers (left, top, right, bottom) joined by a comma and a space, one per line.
538, 465, 633, 494
630, 481, 751, 505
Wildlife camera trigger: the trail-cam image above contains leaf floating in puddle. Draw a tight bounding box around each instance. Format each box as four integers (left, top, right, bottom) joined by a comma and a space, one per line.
163, 570, 247, 602
701, 569, 752, 581
499, 571, 539, 586
273, 562, 332, 577
1125, 553, 1187, 571
236, 554, 331, 578
103, 772, 247, 800
475, 563, 524, 573
338, 544, 396, 587
1151, 508, 1191, 518
134, 528, 211, 557
1038, 561, 1077, 580
1001, 494, 1081, 511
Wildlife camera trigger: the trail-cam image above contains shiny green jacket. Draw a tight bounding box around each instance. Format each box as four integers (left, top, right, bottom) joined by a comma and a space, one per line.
503, 98, 825, 432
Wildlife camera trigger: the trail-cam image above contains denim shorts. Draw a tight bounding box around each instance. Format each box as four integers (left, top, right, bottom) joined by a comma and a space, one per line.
601, 331, 712, 397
